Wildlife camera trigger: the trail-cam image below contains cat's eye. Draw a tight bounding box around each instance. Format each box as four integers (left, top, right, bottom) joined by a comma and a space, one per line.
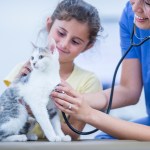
39, 55, 44, 59
31, 56, 34, 60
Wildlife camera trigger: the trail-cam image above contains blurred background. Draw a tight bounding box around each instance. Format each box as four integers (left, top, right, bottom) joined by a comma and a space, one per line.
0, 0, 147, 139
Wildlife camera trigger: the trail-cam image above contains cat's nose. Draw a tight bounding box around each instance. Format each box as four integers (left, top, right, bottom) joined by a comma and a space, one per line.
33, 62, 36, 66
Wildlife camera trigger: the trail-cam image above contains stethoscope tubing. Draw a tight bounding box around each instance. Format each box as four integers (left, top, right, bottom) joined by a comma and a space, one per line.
62, 24, 150, 135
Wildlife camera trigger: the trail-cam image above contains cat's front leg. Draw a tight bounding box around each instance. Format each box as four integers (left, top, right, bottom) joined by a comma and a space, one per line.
31, 105, 61, 142
51, 113, 71, 142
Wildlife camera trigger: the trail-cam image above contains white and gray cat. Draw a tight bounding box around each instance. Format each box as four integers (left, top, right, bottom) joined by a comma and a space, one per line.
0, 38, 71, 142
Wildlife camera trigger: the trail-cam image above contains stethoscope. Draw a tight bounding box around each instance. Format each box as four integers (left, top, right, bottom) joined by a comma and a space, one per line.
62, 23, 150, 135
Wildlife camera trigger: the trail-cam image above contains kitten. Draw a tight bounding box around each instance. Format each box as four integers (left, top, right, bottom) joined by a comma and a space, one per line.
18, 38, 71, 142
0, 38, 71, 142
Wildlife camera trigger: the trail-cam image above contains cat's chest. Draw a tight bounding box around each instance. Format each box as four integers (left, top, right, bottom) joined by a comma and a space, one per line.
21, 74, 59, 95
30, 72, 59, 87
25, 78, 54, 95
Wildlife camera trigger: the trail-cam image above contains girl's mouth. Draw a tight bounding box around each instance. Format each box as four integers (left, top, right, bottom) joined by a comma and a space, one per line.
57, 47, 69, 54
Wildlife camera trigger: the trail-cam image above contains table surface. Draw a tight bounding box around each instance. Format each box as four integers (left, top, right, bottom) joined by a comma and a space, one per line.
0, 140, 150, 150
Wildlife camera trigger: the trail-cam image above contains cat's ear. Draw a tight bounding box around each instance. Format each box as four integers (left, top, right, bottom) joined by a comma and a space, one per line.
48, 38, 56, 54
31, 42, 37, 49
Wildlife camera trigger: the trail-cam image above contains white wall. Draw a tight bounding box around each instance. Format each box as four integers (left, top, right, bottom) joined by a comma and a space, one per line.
0, 0, 128, 93
0, 0, 147, 140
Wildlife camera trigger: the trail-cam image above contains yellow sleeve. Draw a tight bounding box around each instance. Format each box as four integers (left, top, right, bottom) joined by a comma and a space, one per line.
3, 62, 25, 86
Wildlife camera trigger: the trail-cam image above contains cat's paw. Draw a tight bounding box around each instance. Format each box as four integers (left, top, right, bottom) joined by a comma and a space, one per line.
49, 136, 61, 142
27, 133, 38, 141
19, 135, 28, 142
2, 134, 27, 142
61, 135, 71, 142
2, 134, 28, 142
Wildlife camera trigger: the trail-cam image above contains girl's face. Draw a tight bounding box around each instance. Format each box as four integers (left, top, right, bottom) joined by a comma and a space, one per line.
47, 19, 91, 63
130, 0, 150, 29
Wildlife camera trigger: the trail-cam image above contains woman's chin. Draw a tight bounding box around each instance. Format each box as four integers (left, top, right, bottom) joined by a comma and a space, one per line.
135, 21, 150, 30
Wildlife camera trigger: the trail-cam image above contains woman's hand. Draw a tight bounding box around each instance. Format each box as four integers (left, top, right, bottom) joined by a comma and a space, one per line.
51, 81, 92, 122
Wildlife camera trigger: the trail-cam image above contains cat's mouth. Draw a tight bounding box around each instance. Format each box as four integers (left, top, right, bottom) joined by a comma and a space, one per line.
33, 65, 39, 69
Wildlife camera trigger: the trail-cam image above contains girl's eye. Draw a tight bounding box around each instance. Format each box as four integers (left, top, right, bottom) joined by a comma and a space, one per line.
39, 55, 44, 59
57, 30, 65, 37
31, 56, 34, 60
72, 40, 80, 45
145, 2, 150, 6
144, 0, 150, 6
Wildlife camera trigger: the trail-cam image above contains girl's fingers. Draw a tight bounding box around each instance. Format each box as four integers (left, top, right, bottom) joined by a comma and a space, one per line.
18, 61, 32, 77
23, 61, 32, 72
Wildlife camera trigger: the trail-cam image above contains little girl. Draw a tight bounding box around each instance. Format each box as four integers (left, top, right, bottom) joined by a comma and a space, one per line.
4, 0, 103, 140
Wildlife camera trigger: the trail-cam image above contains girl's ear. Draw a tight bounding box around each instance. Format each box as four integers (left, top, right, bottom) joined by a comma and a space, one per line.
46, 17, 52, 32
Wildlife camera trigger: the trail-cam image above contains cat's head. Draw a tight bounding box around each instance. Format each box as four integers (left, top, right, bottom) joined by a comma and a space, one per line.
30, 38, 59, 72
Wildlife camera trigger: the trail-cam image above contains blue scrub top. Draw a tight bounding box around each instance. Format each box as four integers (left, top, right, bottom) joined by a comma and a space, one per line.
119, 2, 150, 116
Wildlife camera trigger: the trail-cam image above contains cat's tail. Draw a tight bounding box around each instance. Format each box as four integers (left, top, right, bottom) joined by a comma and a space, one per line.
0, 130, 9, 141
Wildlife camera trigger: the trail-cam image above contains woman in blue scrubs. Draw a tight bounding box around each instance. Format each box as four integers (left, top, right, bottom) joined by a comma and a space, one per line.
52, 0, 150, 140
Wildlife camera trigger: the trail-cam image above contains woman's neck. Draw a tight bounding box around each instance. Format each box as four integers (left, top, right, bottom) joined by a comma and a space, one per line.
60, 62, 74, 81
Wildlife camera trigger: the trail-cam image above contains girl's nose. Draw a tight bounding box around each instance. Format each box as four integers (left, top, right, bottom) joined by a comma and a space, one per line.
60, 37, 70, 49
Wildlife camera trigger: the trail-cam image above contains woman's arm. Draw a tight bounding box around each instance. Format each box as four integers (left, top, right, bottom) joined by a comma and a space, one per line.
81, 59, 143, 110
51, 58, 144, 140
52, 86, 150, 141
105, 59, 143, 109
86, 107, 150, 141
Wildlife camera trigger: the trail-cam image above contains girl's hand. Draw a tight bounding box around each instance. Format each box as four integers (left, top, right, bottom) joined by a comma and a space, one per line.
51, 81, 92, 122
17, 61, 32, 78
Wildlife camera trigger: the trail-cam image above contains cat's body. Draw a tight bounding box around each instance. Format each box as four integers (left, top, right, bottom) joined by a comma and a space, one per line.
0, 39, 71, 142
0, 87, 28, 141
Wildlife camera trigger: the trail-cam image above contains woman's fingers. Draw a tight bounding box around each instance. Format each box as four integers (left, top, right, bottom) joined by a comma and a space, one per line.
54, 102, 73, 114
52, 91, 75, 104
55, 82, 80, 98
54, 96, 76, 114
